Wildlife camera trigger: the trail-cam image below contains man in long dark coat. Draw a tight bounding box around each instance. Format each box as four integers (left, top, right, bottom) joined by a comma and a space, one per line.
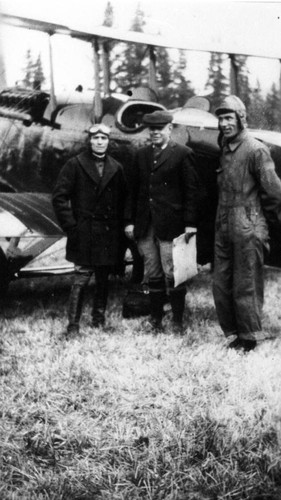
125, 110, 198, 333
52, 124, 127, 336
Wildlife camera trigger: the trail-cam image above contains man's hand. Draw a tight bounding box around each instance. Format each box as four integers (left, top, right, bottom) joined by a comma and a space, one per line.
125, 224, 135, 240
184, 227, 197, 244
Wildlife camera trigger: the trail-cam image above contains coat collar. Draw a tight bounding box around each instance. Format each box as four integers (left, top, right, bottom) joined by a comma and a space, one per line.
150, 140, 176, 170
222, 129, 248, 153
77, 151, 118, 192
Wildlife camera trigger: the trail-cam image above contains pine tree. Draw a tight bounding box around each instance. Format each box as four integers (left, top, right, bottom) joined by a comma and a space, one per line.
22, 50, 46, 90
206, 53, 229, 112
131, 3, 146, 32
169, 50, 194, 107
156, 46, 173, 106
103, 1, 114, 27
33, 54, 45, 90
157, 49, 195, 108
111, 5, 148, 93
247, 80, 268, 129
234, 55, 251, 109
22, 49, 33, 88
157, 47, 172, 89
265, 83, 281, 131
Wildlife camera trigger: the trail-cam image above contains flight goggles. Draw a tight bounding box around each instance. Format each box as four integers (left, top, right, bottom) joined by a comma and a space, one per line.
88, 124, 111, 137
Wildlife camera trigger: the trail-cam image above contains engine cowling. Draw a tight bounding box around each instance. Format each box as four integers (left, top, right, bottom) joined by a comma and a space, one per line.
115, 100, 166, 134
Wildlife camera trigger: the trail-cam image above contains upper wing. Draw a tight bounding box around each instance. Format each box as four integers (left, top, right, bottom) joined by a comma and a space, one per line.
1, 12, 280, 59
0, 193, 63, 237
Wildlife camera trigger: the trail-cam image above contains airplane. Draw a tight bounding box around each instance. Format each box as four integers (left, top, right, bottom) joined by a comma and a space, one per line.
0, 12, 281, 298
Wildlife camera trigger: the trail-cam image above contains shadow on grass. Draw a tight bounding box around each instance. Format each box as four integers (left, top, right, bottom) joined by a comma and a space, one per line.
0, 274, 128, 322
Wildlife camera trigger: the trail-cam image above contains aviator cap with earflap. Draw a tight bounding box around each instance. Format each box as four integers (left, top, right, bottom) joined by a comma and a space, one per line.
215, 95, 247, 129
88, 123, 111, 137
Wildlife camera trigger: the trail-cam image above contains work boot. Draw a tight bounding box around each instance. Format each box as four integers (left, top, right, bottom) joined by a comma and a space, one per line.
227, 337, 257, 352
92, 270, 109, 329
169, 283, 186, 335
242, 339, 257, 352
66, 325, 80, 337
92, 293, 106, 328
172, 320, 184, 335
228, 337, 242, 349
92, 307, 106, 328
66, 285, 85, 337
148, 278, 166, 333
148, 316, 164, 333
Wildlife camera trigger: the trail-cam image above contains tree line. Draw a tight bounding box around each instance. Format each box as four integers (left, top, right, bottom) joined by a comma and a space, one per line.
21, 49, 45, 91
21, 1, 281, 131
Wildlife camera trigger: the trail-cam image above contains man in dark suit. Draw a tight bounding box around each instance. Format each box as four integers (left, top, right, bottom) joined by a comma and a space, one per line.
53, 123, 127, 337
125, 110, 198, 333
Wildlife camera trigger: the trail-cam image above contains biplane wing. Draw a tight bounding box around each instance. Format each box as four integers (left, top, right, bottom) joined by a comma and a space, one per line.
0, 193, 63, 237
0, 193, 69, 284
1, 11, 281, 59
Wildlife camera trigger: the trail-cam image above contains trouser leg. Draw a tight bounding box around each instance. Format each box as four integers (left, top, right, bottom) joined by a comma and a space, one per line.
213, 231, 237, 337
92, 266, 110, 327
148, 277, 166, 330
158, 239, 186, 332
67, 269, 92, 334
233, 237, 265, 342
138, 226, 166, 331
129, 238, 144, 284
167, 279, 186, 325
137, 225, 163, 287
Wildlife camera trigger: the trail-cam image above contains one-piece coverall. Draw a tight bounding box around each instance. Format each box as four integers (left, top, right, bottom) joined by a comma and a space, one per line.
213, 129, 281, 341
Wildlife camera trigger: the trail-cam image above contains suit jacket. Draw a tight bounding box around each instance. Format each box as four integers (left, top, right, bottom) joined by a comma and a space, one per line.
126, 141, 199, 240
52, 150, 127, 266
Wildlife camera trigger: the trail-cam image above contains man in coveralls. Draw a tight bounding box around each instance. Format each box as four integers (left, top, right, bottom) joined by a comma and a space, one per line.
53, 124, 127, 336
213, 96, 281, 351
125, 110, 198, 333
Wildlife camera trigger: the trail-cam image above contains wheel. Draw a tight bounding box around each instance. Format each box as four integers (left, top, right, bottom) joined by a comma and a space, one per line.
0, 247, 10, 298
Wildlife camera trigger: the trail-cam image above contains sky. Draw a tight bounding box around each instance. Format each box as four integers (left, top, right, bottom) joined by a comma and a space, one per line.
0, 0, 280, 96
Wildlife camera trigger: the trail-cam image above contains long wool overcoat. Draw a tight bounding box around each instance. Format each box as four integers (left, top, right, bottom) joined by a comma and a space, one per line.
52, 150, 127, 267
126, 141, 199, 240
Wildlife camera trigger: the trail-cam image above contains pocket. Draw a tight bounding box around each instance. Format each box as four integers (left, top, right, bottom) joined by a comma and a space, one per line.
245, 207, 257, 225
236, 207, 255, 232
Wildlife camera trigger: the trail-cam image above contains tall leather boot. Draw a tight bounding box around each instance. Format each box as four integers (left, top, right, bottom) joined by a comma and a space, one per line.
67, 285, 85, 336
92, 267, 109, 328
148, 278, 166, 332
168, 280, 186, 334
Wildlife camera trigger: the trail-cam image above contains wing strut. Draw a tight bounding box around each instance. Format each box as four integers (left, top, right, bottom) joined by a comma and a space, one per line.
101, 40, 111, 97
92, 37, 103, 123
279, 60, 281, 99
229, 55, 239, 96
48, 33, 57, 113
149, 46, 157, 94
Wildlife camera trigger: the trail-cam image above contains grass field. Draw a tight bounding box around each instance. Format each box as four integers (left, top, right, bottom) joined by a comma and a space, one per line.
1, 267, 281, 499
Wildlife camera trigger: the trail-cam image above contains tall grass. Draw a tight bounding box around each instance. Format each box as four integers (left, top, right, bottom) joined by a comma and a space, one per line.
1, 268, 281, 499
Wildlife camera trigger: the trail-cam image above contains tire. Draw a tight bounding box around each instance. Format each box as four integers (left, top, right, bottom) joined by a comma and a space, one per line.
0, 247, 10, 298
